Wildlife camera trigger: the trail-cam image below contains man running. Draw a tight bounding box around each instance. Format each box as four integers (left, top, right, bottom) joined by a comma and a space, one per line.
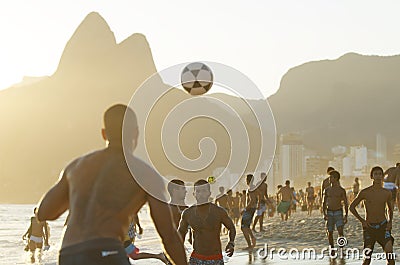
241, 174, 258, 249
350, 166, 395, 265
37, 104, 187, 265
178, 179, 236, 265
305, 182, 316, 216
322, 170, 348, 252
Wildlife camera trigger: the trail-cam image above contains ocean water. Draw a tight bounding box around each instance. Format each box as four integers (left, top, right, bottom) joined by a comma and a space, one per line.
0, 204, 396, 265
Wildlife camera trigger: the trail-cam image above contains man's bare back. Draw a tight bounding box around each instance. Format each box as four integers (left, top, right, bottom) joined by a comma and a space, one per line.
60, 148, 155, 247
216, 194, 230, 210
37, 104, 187, 265
278, 186, 293, 202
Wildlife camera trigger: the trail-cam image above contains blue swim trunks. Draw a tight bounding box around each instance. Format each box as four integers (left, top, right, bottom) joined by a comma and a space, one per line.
241, 208, 256, 229
326, 209, 344, 232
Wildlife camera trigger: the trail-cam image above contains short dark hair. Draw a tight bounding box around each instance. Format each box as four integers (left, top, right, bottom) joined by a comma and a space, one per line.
327, 167, 335, 173
246, 174, 254, 184
167, 179, 185, 195
396, 162, 400, 167
104, 104, 137, 142
370, 166, 384, 178
194, 179, 210, 191
329, 170, 340, 181
285, 180, 290, 185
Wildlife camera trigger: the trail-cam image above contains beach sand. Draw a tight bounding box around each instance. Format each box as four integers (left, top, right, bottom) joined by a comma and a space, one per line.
133, 208, 399, 264
2, 204, 398, 264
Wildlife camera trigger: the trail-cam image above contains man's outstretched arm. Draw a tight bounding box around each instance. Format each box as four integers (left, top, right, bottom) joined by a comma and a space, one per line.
37, 170, 69, 221
349, 191, 367, 227
148, 195, 187, 265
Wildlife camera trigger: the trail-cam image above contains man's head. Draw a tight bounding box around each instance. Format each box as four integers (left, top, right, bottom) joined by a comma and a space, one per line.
227, 189, 233, 196
194, 179, 211, 204
102, 104, 138, 150
370, 166, 384, 181
329, 170, 340, 184
277, 185, 282, 190
396, 162, 400, 168
285, 180, 290, 186
167, 179, 186, 202
307, 182, 311, 187
246, 174, 254, 185
261, 172, 267, 182
327, 167, 335, 174
355, 177, 359, 182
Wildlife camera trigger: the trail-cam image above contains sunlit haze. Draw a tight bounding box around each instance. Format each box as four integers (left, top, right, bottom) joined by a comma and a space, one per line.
1, 1, 400, 97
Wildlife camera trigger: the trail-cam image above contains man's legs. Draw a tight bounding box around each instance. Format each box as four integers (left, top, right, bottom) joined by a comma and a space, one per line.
259, 213, 265, 232
383, 240, 395, 265
28, 240, 36, 263
252, 216, 260, 232
241, 228, 253, 249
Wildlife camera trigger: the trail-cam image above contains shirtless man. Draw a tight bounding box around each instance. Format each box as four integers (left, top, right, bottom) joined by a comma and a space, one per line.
320, 167, 335, 213
322, 171, 348, 251
305, 182, 316, 216
350, 166, 394, 265
168, 179, 188, 228
277, 180, 294, 221
22, 207, 49, 263
178, 179, 236, 265
252, 172, 268, 232
215, 186, 230, 213
231, 192, 241, 225
384, 163, 400, 211
36, 104, 186, 265
241, 174, 258, 249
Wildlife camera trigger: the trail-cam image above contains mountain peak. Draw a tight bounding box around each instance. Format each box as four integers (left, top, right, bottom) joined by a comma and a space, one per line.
54, 12, 116, 76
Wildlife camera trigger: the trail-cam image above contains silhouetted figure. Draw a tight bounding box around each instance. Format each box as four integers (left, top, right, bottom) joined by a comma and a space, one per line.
22, 207, 49, 263
37, 104, 186, 265
322, 171, 348, 254
241, 174, 258, 249
252, 172, 268, 232
277, 180, 294, 221
384, 163, 400, 211
305, 182, 315, 216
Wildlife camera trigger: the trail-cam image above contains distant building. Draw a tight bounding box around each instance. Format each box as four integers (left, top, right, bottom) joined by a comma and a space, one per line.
376, 133, 387, 165
279, 133, 304, 186
393, 143, 400, 162
305, 156, 329, 185
329, 146, 347, 174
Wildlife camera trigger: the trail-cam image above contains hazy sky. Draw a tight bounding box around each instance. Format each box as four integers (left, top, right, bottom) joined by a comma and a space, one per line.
1, 1, 399, 97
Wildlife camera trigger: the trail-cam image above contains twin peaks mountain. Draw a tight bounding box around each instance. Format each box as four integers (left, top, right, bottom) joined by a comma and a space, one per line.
1, 12, 399, 203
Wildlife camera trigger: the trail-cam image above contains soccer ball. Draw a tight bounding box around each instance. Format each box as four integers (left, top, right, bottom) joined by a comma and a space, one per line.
181, 62, 213, 95
207, 176, 216, 184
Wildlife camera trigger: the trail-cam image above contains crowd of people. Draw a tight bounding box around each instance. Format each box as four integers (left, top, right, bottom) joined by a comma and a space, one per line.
22, 104, 399, 265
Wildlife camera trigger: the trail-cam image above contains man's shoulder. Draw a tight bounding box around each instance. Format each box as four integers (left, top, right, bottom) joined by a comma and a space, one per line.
211, 204, 229, 218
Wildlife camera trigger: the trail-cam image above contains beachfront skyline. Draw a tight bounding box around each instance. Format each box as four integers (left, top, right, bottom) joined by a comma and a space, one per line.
1, 1, 400, 97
